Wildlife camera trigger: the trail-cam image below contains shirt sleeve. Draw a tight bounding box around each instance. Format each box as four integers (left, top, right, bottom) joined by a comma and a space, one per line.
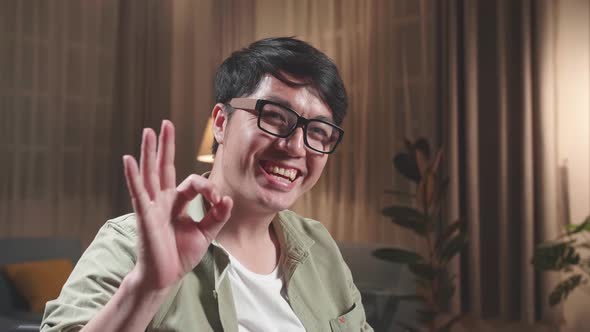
40, 214, 138, 332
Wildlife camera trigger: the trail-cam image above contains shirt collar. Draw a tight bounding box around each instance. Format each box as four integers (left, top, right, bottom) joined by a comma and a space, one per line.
186, 180, 315, 287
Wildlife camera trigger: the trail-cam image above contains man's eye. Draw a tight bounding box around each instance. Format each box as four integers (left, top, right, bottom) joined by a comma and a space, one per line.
267, 111, 284, 119
308, 125, 330, 140
311, 127, 327, 136
262, 110, 287, 124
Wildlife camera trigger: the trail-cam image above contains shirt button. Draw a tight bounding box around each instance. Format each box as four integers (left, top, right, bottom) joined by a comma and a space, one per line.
212, 290, 218, 299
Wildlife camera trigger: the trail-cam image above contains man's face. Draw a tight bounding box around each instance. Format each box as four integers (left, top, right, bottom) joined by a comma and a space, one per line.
214, 74, 333, 213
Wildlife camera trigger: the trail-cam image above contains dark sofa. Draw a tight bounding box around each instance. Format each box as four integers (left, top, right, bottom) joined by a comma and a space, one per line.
338, 242, 421, 331
0, 237, 81, 332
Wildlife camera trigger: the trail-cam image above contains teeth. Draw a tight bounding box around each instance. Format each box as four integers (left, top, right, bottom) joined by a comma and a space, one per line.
265, 164, 298, 182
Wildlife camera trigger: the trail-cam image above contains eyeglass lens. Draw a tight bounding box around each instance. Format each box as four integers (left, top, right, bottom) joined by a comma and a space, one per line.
259, 103, 340, 153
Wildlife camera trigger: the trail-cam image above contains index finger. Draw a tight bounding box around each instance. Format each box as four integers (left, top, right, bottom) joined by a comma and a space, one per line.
172, 174, 221, 216
123, 155, 150, 215
157, 120, 176, 190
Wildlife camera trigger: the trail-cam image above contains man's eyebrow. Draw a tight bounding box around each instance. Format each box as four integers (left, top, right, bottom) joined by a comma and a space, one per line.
263, 95, 335, 123
264, 95, 294, 109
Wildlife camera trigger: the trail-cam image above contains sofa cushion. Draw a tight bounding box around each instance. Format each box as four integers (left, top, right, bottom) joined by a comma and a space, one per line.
3, 259, 73, 313
0, 237, 81, 317
0, 272, 28, 314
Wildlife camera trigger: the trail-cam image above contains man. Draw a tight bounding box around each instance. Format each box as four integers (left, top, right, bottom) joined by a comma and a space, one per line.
42, 37, 372, 332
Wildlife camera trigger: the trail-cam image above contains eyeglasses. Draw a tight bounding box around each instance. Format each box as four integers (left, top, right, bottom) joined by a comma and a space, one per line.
228, 98, 344, 154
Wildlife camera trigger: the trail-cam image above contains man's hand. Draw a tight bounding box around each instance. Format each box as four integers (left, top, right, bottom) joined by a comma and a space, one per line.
123, 120, 232, 291
79, 120, 230, 332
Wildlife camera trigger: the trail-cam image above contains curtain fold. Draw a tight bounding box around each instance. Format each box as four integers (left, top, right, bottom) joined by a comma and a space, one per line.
0, 1, 123, 245
110, 0, 174, 216
436, 0, 562, 324
0, 0, 182, 246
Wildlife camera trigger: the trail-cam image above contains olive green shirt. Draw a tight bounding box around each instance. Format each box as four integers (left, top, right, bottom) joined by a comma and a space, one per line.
41, 196, 373, 332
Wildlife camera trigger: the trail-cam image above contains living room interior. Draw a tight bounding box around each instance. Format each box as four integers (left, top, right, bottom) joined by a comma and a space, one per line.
1, 0, 589, 331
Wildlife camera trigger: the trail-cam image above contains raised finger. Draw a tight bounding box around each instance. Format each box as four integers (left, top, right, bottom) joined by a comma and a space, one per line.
157, 120, 176, 190
123, 155, 150, 215
197, 196, 233, 243
173, 175, 220, 216
140, 128, 160, 200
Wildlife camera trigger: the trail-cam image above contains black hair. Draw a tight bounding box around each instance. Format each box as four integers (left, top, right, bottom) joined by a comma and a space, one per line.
211, 37, 348, 154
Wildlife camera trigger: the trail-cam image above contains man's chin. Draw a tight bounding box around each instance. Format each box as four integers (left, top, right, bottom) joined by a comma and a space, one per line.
255, 192, 297, 213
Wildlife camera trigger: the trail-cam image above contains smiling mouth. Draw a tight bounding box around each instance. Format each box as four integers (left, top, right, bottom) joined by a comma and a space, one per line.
260, 161, 300, 182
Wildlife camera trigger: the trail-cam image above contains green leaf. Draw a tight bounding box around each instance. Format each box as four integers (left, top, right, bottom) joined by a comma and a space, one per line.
436, 220, 464, 251
549, 274, 585, 306
409, 263, 436, 281
566, 216, 590, 234
381, 206, 429, 235
393, 153, 421, 182
532, 241, 580, 271
439, 284, 456, 309
414, 138, 431, 160
435, 176, 450, 204
439, 233, 468, 263
437, 272, 457, 309
373, 248, 424, 265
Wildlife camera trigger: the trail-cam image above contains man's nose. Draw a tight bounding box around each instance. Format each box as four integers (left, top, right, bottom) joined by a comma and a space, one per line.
281, 127, 306, 157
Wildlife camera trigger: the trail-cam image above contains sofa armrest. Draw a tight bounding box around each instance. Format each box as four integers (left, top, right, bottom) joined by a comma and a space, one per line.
0, 316, 39, 332
338, 242, 421, 332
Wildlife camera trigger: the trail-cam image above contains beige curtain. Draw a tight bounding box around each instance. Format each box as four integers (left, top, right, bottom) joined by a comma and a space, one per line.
437, 0, 562, 324
0, 0, 180, 247
0, 1, 122, 245
0, 0, 262, 247
1, 0, 435, 252
254, 0, 437, 249
110, 0, 174, 215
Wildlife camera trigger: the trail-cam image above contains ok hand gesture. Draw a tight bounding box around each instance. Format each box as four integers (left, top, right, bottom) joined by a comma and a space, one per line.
122, 120, 232, 291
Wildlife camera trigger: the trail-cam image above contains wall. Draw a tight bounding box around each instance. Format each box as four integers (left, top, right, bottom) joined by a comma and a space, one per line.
555, 0, 590, 331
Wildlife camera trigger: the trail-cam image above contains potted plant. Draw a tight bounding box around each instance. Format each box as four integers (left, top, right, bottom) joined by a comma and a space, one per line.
373, 138, 467, 332
532, 216, 590, 306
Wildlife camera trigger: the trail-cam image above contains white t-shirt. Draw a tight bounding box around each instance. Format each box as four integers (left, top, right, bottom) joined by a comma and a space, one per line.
225, 251, 306, 332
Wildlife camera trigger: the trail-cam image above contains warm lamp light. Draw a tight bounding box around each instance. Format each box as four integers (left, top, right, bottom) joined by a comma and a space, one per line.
196, 118, 215, 163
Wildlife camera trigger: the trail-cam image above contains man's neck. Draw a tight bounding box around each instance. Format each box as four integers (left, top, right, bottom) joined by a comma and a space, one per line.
207, 160, 282, 274
216, 203, 275, 245
207, 161, 277, 249
216, 211, 281, 275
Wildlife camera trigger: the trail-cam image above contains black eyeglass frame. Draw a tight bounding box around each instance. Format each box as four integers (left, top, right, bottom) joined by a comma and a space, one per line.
228, 98, 344, 154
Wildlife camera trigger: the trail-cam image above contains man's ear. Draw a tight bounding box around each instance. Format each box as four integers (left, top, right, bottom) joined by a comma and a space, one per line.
211, 103, 228, 144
